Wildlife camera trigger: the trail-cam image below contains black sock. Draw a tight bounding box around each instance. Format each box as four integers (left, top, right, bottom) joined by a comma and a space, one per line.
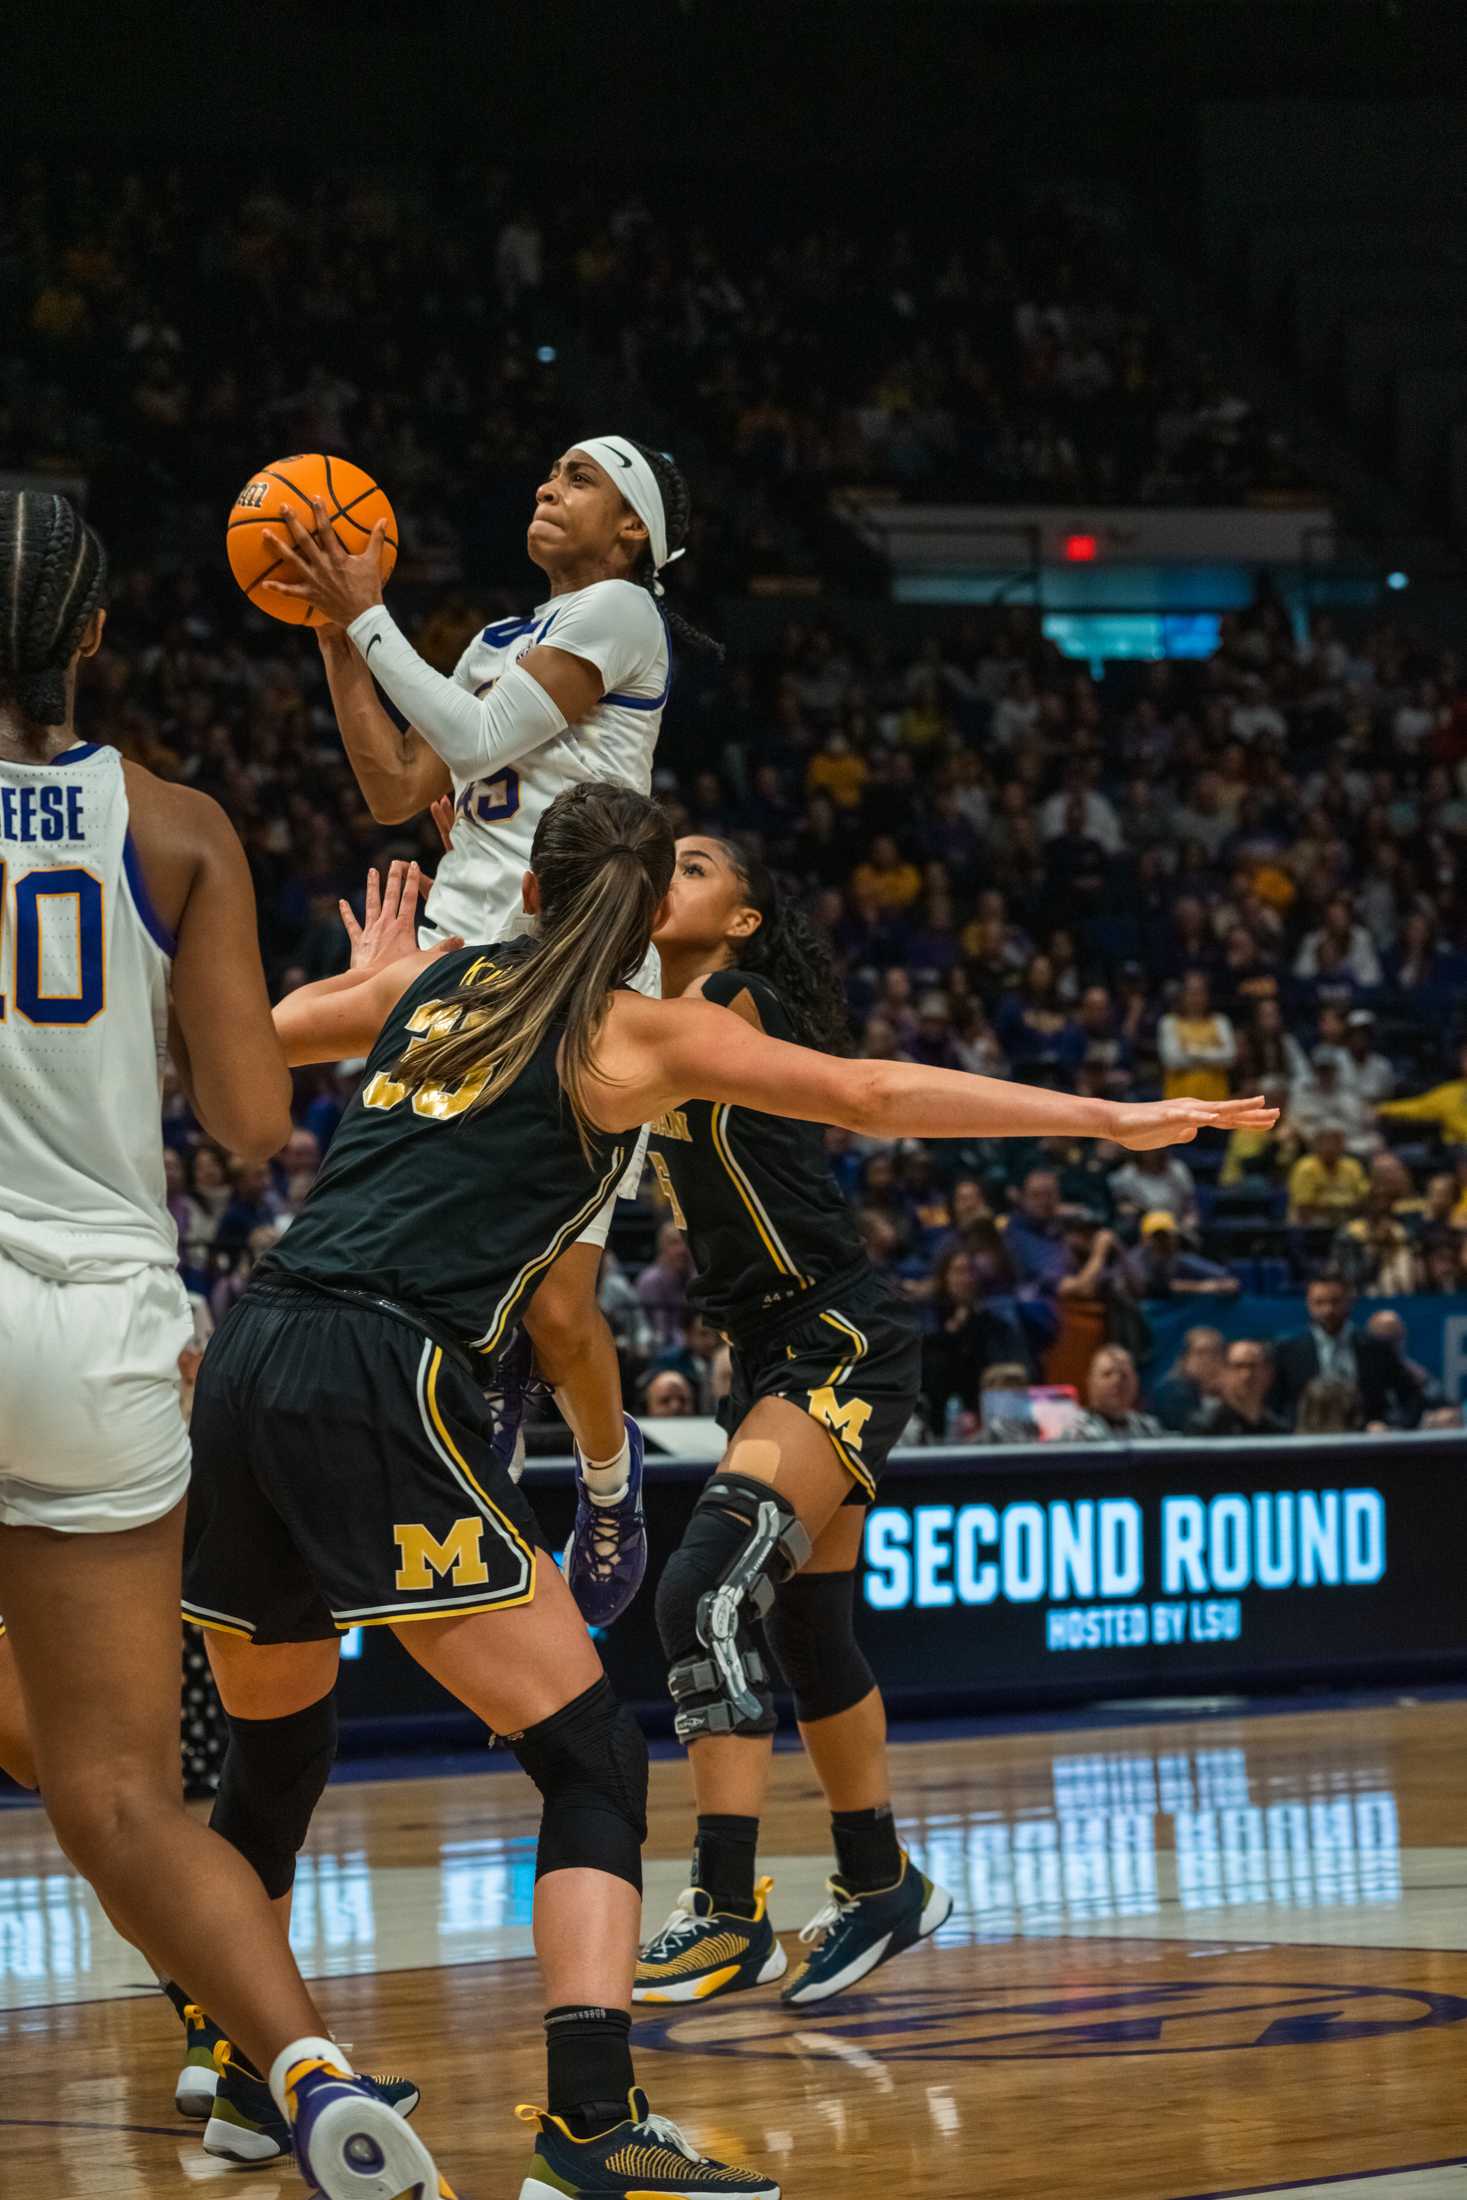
831, 1804, 902, 1894
545, 2005, 634, 2137
160, 1978, 191, 2024
692, 1813, 759, 1917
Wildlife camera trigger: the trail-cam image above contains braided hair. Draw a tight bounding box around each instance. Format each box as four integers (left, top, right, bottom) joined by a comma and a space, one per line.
623, 440, 725, 664
0, 491, 107, 741
716, 837, 851, 1056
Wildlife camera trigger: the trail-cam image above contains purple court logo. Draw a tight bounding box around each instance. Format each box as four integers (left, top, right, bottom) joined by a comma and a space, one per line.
638, 1980, 1467, 2063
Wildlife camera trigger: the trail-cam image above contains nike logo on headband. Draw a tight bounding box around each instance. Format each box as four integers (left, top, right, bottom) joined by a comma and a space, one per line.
606, 446, 634, 468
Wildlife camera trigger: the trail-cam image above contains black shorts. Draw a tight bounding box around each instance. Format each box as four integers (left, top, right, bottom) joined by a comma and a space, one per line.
726, 1272, 920, 1505
183, 1278, 545, 1645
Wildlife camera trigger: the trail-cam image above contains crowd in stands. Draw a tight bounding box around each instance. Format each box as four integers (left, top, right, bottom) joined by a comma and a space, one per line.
15, 163, 1467, 1440
4, 162, 1313, 606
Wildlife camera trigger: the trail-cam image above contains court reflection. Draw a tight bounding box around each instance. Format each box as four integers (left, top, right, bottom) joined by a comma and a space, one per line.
903, 1743, 1402, 1939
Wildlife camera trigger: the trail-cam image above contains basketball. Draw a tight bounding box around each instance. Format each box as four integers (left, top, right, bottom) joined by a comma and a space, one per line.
225, 454, 398, 626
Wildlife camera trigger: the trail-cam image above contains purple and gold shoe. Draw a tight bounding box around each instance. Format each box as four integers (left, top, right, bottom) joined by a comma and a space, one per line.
565, 1415, 647, 1627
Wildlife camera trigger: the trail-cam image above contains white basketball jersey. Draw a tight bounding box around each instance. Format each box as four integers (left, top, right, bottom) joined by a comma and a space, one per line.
421, 577, 669, 953
0, 742, 176, 1282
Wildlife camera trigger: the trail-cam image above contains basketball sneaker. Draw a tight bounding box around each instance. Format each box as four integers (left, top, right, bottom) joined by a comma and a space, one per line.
282, 2054, 451, 2200
175, 1999, 227, 2119
633, 1877, 786, 2003
565, 1413, 647, 1627
204, 2044, 420, 2165
515, 2086, 779, 2197
780, 1855, 953, 2005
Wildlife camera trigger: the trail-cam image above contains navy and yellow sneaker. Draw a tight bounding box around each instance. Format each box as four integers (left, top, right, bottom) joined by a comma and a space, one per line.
203, 2043, 421, 2165
633, 1877, 786, 2003
284, 2053, 451, 2200
781, 1855, 953, 2005
175, 2000, 227, 2119
515, 2086, 779, 2197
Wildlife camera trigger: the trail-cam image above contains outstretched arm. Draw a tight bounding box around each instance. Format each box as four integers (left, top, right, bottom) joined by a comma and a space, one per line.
272, 951, 440, 1068
589, 995, 1278, 1149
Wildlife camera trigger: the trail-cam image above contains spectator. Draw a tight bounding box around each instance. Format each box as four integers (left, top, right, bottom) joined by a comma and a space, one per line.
1109, 1150, 1199, 1233
1189, 1340, 1288, 1437
1003, 1169, 1112, 1299
978, 1363, 1040, 1444
635, 1221, 695, 1353
275, 1125, 321, 1216
995, 954, 1082, 1076
1124, 1213, 1240, 1299
1074, 984, 1133, 1096
1364, 1307, 1444, 1422
214, 1158, 287, 1256
1271, 1273, 1423, 1429
851, 833, 922, 913
643, 1369, 696, 1417
922, 1249, 1027, 1434
1157, 970, 1236, 1102
1295, 1378, 1364, 1434
1342, 1009, 1395, 1108
1294, 895, 1383, 988
1287, 1128, 1369, 1226
1289, 1048, 1378, 1159
1072, 1346, 1163, 1441
597, 1249, 653, 1369
1150, 1326, 1226, 1431
1378, 1040, 1467, 1145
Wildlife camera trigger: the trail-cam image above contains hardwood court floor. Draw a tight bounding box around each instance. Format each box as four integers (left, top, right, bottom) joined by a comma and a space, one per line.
3, 1697, 1466, 2199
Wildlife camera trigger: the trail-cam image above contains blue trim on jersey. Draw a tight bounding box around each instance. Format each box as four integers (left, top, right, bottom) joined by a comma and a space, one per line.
45, 742, 100, 765
534, 608, 561, 643
603, 675, 672, 712
122, 831, 177, 957
480, 616, 536, 647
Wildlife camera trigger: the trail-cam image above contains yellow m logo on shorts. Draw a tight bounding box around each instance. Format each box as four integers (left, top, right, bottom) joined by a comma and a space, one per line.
806, 1386, 873, 1452
393, 1516, 491, 1593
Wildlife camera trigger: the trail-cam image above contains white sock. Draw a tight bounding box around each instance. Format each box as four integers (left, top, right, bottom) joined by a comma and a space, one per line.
269, 2035, 354, 2121
580, 1432, 631, 1503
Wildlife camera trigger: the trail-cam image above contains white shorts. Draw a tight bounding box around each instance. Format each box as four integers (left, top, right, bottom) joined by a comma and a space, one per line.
0, 1252, 192, 1535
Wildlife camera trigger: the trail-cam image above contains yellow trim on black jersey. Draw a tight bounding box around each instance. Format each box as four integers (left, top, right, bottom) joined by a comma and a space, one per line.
818, 1306, 869, 1382
824, 1421, 877, 1500
710, 1103, 810, 1285
470, 1145, 627, 1356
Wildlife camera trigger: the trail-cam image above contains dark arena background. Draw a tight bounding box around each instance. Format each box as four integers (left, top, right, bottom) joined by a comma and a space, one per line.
7, 4, 1467, 2196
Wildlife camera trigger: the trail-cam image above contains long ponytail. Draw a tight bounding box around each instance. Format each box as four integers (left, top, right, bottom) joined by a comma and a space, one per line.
717, 838, 851, 1056
393, 782, 674, 1155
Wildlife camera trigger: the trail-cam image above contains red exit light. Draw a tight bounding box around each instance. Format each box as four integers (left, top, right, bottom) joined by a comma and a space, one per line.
1064, 533, 1098, 563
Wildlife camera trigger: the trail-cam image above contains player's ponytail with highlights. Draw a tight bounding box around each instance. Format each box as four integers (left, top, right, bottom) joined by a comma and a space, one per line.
392, 782, 675, 1156
718, 838, 851, 1056
0, 491, 107, 747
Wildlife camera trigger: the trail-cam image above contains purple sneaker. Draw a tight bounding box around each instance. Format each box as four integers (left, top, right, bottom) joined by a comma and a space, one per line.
565, 1414, 648, 1626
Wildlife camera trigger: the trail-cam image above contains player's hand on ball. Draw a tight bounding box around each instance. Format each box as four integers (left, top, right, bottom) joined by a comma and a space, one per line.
340, 860, 461, 973
430, 795, 456, 855
1110, 1094, 1278, 1152
264, 496, 389, 627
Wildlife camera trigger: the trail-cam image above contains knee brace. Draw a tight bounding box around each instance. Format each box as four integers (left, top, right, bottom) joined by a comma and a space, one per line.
209, 1691, 337, 1900
507, 1678, 647, 1891
654, 1472, 813, 1744
764, 1568, 875, 1725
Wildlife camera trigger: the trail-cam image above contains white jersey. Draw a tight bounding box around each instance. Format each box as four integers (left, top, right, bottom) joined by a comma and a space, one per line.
422, 577, 669, 953
0, 742, 176, 1282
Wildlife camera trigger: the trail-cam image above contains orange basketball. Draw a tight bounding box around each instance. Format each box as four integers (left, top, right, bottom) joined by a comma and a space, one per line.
226, 453, 398, 626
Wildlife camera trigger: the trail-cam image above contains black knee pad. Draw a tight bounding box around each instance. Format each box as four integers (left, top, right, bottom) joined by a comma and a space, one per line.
507, 1678, 647, 1891
654, 1471, 812, 1744
209, 1691, 337, 1900
764, 1569, 875, 1725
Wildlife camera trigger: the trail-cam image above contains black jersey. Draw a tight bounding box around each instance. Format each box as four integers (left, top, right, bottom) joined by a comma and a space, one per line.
646, 967, 868, 1338
266, 944, 628, 1359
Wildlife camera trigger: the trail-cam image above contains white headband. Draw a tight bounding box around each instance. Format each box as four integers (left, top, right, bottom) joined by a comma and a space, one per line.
575, 436, 685, 594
